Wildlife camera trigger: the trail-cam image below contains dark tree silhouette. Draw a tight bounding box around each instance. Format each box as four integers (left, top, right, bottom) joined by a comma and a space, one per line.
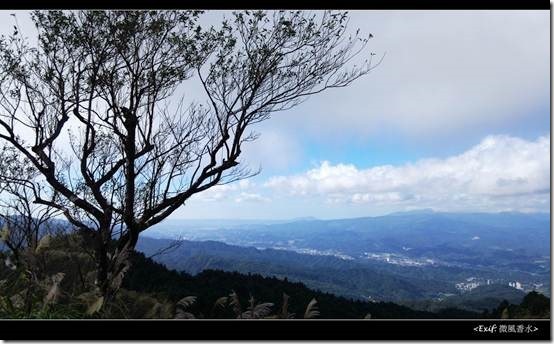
0, 10, 379, 302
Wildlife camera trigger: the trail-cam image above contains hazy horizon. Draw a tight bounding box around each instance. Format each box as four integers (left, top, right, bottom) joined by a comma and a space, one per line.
153, 208, 550, 223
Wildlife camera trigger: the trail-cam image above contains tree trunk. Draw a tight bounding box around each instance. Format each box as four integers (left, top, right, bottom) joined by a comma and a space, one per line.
94, 242, 110, 297
95, 230, 138, 306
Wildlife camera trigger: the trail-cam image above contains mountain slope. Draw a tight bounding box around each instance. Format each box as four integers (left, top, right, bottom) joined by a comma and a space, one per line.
123, 250, 481, 319
143, 211, 550, 296
146, 211, 549, 256
400, 284, 527, 313
136, 237, 456, 301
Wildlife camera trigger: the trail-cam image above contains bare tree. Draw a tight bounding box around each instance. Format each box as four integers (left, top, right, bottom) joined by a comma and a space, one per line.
0, 10, 380, 301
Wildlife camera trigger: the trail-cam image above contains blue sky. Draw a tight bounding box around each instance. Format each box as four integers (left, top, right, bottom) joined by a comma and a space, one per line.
0, 10, 549, 220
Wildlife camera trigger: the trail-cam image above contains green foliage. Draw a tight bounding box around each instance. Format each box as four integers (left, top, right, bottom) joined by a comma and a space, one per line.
489, 291, 550, 319
123, 251, 481, 319
0, 265, 86, 319
0, 231, 96, 318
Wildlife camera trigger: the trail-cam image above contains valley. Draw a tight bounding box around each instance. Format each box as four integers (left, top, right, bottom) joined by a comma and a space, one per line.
138, 210, 550, 311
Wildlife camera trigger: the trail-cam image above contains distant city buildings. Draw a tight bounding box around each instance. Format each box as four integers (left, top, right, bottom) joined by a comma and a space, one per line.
509, 281, 524, 290
455, 281, 480, 291
362, 252, 437, 267
456, 277, 527, 292
450, 277, 544, 292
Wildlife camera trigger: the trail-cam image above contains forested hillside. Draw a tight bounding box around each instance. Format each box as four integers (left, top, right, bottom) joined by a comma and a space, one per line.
0, 232, 549, 319
123, 251, 478, 319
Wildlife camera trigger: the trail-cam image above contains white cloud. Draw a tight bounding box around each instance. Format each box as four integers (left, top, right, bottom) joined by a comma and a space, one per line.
235, 192, 271, 203
265, 135, 550, 212
192, 180, 255, 202
191, 184, 235, 202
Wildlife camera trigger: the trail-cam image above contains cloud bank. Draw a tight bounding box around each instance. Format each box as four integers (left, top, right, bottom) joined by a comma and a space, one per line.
265, 135, 550, 212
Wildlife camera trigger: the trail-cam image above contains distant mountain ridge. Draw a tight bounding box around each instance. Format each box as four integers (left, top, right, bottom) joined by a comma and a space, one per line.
144, 210, 550, 268
140, 210, 550, 302
146, 211, 550, 255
